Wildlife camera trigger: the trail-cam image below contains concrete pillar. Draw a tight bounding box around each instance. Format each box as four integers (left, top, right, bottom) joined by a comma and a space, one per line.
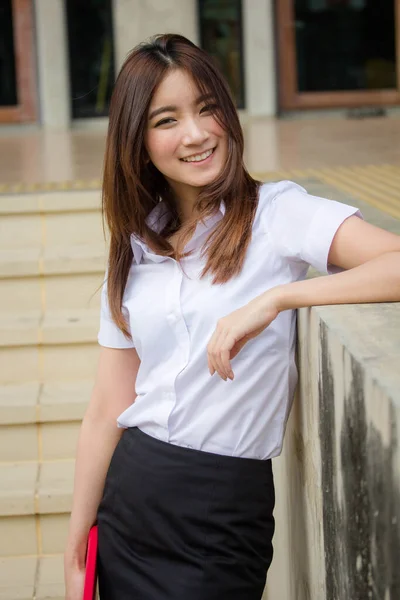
243, 0, 277, 117
112, 0, 198, 72
34, 0, 71, 128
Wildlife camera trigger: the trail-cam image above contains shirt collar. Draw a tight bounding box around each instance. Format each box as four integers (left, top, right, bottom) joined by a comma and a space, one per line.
130, 200, 226, 264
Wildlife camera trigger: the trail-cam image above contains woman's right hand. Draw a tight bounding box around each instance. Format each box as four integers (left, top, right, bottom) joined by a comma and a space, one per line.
64, 555, 86, 600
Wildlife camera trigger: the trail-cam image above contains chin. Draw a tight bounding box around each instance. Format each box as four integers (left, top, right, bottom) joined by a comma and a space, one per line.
189, 169, 224, 188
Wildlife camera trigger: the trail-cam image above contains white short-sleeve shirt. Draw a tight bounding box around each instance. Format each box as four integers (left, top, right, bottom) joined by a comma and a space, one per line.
98, 181, 362, 460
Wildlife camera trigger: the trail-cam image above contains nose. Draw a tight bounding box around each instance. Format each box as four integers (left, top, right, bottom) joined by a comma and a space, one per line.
181, 117, 209, 147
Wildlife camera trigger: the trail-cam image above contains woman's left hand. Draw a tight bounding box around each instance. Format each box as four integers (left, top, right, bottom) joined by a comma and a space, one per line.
207, 290, 281, 381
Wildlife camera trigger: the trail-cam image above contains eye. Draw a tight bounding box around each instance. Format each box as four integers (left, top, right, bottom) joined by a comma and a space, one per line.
200, 104, 218, 114
154, 117, 176, 127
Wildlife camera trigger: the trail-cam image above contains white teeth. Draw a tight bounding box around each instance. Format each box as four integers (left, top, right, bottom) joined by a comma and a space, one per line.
182, 148, 214, 162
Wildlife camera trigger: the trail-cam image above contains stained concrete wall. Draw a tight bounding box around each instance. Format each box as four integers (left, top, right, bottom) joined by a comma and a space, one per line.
266, 303, 400, 599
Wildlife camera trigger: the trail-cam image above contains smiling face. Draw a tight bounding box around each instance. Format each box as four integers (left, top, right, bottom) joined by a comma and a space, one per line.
144, 69, 228, 206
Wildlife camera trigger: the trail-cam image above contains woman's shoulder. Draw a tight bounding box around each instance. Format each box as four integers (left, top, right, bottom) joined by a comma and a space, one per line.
258, 179, 307, 205
254, 179, 307, 228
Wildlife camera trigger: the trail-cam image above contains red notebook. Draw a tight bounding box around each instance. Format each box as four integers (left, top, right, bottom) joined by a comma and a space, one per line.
83, 525, 98, 600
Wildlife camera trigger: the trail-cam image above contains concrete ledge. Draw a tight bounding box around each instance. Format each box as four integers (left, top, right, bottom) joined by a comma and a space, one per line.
267, 302, 400, 599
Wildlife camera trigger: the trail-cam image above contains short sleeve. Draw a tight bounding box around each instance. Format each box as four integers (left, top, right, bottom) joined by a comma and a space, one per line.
97, 273, 135, 349
262, 181, 364, 274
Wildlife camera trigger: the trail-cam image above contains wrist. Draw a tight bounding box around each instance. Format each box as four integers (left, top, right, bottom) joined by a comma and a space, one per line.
264, 285, 286, 313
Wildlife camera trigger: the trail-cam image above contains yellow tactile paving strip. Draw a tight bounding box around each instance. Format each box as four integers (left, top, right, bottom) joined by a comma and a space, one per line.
256, 164, 400, 220
0, 179, 101, 194
0, 164, 400, 219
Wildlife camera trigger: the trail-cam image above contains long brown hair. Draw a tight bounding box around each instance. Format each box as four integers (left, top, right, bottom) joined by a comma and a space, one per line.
102, 33, 260, 338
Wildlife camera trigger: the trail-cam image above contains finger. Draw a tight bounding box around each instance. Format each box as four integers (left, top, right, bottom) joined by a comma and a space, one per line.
215, 331, 231, 380
220, 347, 234, 380
213, 348, 226, 380
221, 333, 236, 379
207, 331, 219, 375
209, 324, 225, 378
207, 353, 215, 376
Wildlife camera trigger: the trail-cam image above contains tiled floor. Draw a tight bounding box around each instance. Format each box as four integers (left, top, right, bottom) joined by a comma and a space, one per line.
1, 115, 400, 186
1, 116, 400, 221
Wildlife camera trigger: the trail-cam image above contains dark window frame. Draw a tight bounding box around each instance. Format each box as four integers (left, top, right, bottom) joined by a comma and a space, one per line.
0, 0, 37, 123
66, 0, 116, 119
277, 0, 400, 111
197, 0, 246, 109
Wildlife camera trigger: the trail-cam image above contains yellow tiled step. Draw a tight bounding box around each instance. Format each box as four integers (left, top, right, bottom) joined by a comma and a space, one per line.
0, 190, 101, 215
1, 512, 71, 557
0, 308, 100, 347
0, 309, 101, 384
0, 554, 65, 599
0, 210, 104, 250
1, 421, 81, 462
0, 192, 103, 272
0, 461, 74, 558
0, 381, 91, 462
0, 272, 103, 313
0, 343, 100, 385
0, 460, 74, 517
0, 381, 91, 426
0, 243, 106, 278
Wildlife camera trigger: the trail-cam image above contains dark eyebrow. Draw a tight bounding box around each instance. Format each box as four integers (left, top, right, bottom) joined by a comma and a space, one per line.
148, 93, 215, 121
196, 92, 214, 104
148, 105, 177, 120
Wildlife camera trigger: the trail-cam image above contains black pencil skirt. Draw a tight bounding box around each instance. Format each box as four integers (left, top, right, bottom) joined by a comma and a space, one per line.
97, 427, 275, 600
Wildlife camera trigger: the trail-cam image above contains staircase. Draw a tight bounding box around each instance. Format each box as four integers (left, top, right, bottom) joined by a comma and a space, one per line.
0, 188, 105, 599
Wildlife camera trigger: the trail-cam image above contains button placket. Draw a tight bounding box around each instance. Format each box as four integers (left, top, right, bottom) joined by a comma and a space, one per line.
164, 261, 191, 439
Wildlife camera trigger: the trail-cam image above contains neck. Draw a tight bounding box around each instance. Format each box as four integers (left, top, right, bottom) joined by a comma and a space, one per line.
168, 181, 201, 225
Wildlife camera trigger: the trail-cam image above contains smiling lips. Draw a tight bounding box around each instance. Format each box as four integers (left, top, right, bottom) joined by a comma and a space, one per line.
181, 148, 215, 163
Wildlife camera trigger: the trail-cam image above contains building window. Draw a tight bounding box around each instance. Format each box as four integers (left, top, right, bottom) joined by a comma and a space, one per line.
198, 0, 245, 108
66, 0, 116, 118
295, 0, 396, 92
0, 0, 17, 106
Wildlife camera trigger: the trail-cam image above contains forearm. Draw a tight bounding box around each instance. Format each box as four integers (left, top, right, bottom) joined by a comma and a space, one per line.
268, 251, 400, 312
65, 412, 123, 568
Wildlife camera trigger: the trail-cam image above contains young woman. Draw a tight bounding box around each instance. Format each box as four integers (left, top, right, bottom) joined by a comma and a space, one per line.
64, 34, 400, 600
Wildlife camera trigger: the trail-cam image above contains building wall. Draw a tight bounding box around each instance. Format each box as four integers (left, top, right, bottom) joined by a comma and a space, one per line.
34, 0, 70, 128
112, 0, 198, 70
33, 0, 277, 129
243, 0, 276, 117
